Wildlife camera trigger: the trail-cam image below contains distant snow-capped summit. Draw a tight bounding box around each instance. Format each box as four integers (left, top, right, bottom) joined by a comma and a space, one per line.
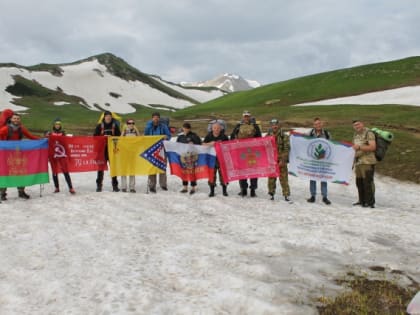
181, 73, 260, 92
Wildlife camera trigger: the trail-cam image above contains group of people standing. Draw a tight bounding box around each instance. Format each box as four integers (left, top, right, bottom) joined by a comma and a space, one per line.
0, 109, 377, 208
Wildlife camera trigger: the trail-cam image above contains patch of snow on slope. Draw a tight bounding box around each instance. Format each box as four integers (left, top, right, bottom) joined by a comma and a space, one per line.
0, 60, 196, 113
294, 86, 420, 107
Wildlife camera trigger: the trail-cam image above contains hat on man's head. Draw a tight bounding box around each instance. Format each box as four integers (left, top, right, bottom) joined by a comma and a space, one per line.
270, 118, 279, 125
183, 122, 191, 129
352, 119, 361, 124
53, 117, 62, 125
103, 110, 112, 117
152, 112, 160, 118
242, 110, 251, 117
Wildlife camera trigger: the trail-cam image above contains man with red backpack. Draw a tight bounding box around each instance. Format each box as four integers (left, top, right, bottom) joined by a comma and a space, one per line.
0, 111, 39, 200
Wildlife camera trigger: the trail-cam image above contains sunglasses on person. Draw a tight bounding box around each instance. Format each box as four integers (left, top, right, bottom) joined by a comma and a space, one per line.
127, 121, 135, 125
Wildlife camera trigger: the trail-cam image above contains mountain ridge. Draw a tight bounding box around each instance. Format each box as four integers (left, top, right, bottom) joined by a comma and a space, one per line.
0, 53, 231, 113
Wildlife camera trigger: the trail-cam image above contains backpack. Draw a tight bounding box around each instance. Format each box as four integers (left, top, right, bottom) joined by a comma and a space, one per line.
160, 117, 170, 128
370, 128, 393, 162
309, 128, 330, 140
207, 119, 227, 133
159, 117, 176, 134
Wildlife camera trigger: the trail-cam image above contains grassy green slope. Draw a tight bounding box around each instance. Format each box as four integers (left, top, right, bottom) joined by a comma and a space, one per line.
178, 56, 420, 117
173, 57, 420, 183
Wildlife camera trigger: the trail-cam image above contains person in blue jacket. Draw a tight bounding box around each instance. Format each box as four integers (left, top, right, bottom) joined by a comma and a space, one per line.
144, 112, 171, 193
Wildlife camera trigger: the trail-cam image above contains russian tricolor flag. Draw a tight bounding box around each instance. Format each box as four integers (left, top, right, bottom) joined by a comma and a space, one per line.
163, 141, 216, 182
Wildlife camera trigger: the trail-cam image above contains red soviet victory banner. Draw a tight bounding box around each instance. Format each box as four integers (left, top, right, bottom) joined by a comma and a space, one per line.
48, 135, 108, 173
214, 136, 280, 182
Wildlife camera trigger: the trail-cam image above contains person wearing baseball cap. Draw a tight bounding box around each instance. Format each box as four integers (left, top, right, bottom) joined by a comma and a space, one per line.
230, 110, 262, 197
267, 118, 291, 202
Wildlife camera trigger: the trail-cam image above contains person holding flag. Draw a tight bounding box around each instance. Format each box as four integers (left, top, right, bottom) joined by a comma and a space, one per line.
46, 118, 75, 195
230, 111, 262, 197
266, 118, 291, 202
93, 111, 121, 192
176, 122, 202, 194
0, 112, 40, 200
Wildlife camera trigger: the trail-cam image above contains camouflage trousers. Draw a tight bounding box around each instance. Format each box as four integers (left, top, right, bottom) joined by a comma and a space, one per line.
355, 164, 375, 206
267, 162, 290, 197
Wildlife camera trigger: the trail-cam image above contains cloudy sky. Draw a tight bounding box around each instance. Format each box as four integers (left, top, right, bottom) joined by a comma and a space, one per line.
1, 0, 419, 84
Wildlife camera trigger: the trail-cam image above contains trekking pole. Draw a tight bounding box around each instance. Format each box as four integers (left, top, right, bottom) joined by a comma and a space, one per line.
39, 184, 45, 197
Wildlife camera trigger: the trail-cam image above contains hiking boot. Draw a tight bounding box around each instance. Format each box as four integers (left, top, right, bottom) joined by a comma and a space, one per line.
180, 188, 188, 193
307, 196, 315, 203
96, 185, 102, 192
268, 192, 274, 200
122, 189, 127, 192
113, 187, 120, 192
250, 189, 256, 197
69, 188, 76, 195
222, 185, 228, 196
352, 201, 362, 206
1, 193, 7, 201
284, 196, 291, 202
130, 189, 136, 193
240, 189, 247, 197
149, 187, 156, 193
363, 203, 375, 208
54, 188, 60, 193
189, 189, 196, 195
18, 190, 30, 199
209, 186, 215, 197
161, 186, 168, 191
322, 197, 331, 205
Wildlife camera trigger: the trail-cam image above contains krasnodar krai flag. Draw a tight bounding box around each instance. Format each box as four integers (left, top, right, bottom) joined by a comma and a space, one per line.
108, 136, 166, 176
0, 139, 49, 187
163, 141, 216, 182
288, 133, 355, 185
214, 136, 279, 182
48, 135, 108, 173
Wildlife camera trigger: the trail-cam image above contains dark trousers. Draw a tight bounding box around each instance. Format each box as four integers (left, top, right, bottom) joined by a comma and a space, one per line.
53, 173, 73, 189
239, 178, 258, 190
97, 170, 118, 189
182, 180, 197, 187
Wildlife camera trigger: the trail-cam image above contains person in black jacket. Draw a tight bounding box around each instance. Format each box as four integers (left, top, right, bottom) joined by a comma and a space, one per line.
93, 111, 121, 192
230, 110, 262, 197
176, 122, 202, 194
203, 122, 229, 197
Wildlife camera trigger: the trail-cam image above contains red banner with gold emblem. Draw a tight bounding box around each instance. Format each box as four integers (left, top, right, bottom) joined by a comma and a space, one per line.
214, 136, 279, 182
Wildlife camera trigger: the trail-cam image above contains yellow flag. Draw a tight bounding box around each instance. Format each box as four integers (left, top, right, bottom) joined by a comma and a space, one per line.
108, 136, 166, 176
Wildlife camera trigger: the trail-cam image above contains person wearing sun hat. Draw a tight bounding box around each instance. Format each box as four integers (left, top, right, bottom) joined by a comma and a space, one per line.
266, 118, 291, 202
47, 117, 75, 195
120, 118, 140, 193
230, 110, 262, 197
